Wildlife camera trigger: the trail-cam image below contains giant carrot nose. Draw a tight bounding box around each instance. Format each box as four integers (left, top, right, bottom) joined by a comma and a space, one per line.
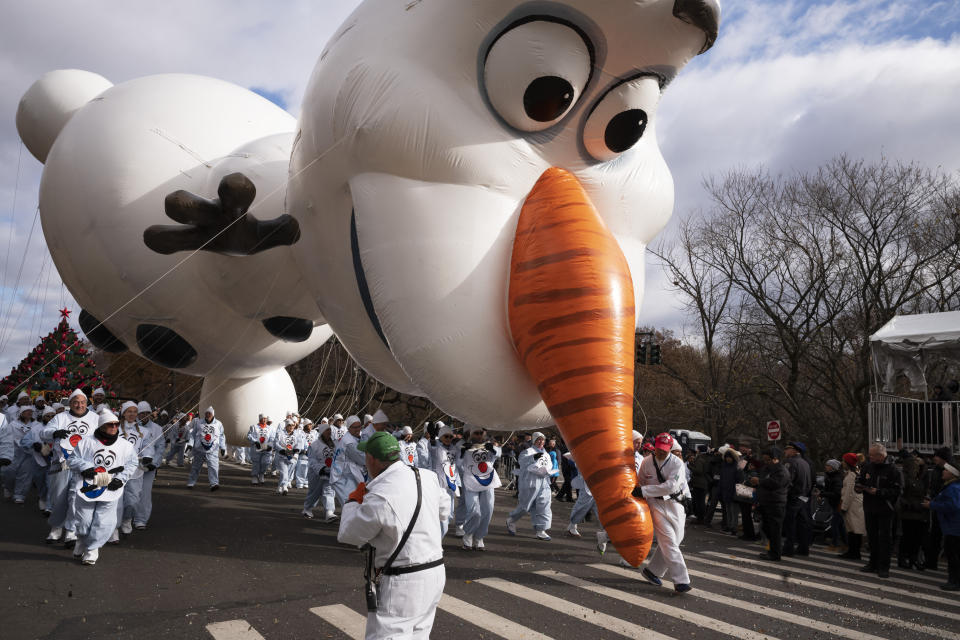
509, 167, 653, 567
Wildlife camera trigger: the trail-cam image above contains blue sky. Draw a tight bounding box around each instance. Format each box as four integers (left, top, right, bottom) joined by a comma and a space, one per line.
1, 0, 959, 377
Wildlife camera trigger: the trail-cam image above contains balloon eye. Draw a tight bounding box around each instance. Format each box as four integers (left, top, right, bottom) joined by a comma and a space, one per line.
605, 109, 647, 153
524, 76, 575, 123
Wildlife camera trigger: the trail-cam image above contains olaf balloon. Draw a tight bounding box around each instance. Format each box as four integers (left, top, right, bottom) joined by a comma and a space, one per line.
16, 0, 719, 566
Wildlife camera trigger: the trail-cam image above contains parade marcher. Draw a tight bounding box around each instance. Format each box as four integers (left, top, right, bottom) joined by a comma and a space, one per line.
330, 413, 346, 443
185, 407, 226, 491
18, 405, 52, 512
164, 413, 190, 467
637, 433, 691, 592
295, 419, 317, 489
458, 431, 501, 550
429, 423, 461, 536
116, 401, 147, 536
338, 432, 447, 639
926, 462, 960, 590
453, 426, 489, 536
397, 426, 418, 467
303, 422, 338, 521
91, 388, 109, 414
132, 401, 162, 530
273, 418, 304, 495
565, 452, 597, 537
9, 405, 42, 506
330, 415, 366, 506
359, 413, 375, 441
753, 446, 790, 561
42, 389, 99, 545
506, 431, 553, 540
247, 414, 276, 485
415, 422, 433, 471
4, 391, 29, 424
68, 410, 138, 566
856, 443, 902, 578
838, 452, 865, 560
52, 402, 66, 415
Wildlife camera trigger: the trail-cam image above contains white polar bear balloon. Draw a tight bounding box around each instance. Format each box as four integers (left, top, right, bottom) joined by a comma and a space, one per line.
16, 70, 333, 443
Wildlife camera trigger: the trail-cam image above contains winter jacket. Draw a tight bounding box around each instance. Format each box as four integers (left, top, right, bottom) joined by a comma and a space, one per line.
689, 454, 710, 490
785, 455, 812, 501
840, 469, 865, 534
898, 456, 927, 522
718, 457, 743, 503
822, 469, 843, 509
757, 461, 790, 506
857, 457, 902, 515
930, 479, 960, 537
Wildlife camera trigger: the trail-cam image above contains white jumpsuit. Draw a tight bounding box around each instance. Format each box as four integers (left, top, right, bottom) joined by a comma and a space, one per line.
338, 462, 448, 639
639, 453, 690, 585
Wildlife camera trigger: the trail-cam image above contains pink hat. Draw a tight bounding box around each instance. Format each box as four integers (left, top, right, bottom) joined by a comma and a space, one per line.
654, 433, 673, 452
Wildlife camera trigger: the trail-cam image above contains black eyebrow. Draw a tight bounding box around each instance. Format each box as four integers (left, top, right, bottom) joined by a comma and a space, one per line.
673, 0, 720, 54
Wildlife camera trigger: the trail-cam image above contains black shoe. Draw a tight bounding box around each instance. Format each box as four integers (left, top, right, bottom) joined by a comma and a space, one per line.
940, 583, 960, 591
674, 583, 692, 593
915, 562, 926, 572
782, 551, 795, 557
210, 485, 220, 492
641, 568, 662, 586
758, 552, 781, 561
859, 564, 877, 573
877, 570, 889, 578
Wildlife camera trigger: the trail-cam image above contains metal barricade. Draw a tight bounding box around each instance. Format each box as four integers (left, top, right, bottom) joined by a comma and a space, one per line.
868, 393, 959, 454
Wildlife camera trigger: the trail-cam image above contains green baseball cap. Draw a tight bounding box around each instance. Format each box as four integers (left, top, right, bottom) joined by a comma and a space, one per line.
357, 431, 401, 462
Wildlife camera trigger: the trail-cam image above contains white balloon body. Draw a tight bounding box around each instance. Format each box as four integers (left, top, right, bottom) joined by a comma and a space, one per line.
288, 0, 709, 428
24, 71, 331, 380
200, 369, 298, 446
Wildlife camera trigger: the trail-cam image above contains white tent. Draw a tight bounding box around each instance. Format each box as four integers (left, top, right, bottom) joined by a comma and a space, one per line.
870, 311, 960, 393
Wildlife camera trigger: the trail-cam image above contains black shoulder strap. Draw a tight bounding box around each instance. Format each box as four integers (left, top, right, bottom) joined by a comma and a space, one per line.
380, 466, 422, 575
654, 457, 666, 483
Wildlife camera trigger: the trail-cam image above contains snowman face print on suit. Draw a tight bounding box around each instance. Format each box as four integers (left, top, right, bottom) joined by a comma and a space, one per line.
467, 447, 497, 487
61, 418, 93, 458
81, 449, 117, 499
200, 424, 217, 449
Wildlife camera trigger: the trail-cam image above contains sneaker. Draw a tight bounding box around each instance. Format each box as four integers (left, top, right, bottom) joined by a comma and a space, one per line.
674, 583, 692, 593
535, 530, 551, 541
566, 525, 582, 538
323, 514, 339, 524
595, 531, 608, 555
46, 527, 63, 544
282, 488, 288, 496
302, 510, 314, 519
251, 478, 259, 485
258, 475, 266, 484
454, 525, 466, 538
108, 529, 120, 544
505, 518, 517, 536
210, 485, 220, 492
474, 538, 485, 551
462, 533, 474, 550
134, 523, 147, 531
14, 498, 24, 505
186, 484, 194, 489
81, 548, 99, 566
63, 531, 77, 548
73, 544, 86, 559
642, 567, 662, 586
120, 520, 133, 535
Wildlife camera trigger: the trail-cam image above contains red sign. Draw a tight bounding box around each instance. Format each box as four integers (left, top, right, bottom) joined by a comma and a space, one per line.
766, 420, 782, 441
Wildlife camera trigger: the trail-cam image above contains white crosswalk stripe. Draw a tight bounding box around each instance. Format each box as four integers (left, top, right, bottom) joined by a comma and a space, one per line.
708, 548, 960, 609
438, 594, 553, 639
475, 576, 677, 640
594, 562, 959, 640
806, 547, 947, 585
538, 570, 780, 639
310, 604, 367, 639
689, 553, 960, 623
205, 619, 266, 640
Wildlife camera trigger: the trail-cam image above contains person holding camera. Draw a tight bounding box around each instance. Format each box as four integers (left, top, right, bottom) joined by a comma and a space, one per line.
338, 431, 448, 639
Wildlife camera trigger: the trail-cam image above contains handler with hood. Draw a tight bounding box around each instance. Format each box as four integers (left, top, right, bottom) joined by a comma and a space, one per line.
186, 406, 226, 490
68, 410, 138, 566
303, 421, 338, 521
338, 432, 447, 639
639, 433, 692, 593
505, 431, 554, 540
330, 415, 367, 506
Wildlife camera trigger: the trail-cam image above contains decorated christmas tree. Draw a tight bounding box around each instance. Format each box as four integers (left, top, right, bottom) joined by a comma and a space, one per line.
0, 308, 114, 398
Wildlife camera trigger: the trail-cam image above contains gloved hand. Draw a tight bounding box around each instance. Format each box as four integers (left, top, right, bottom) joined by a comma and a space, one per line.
53, 429, 69, 440
81, 467, 97, 480
107, 477, 124, 490
484, 442, 496, 453
0, 458, 11, 467
220, 448, 227, 458
94, 471, 113, 487
141, 457, 153, 466
348, 482, 367, 504
32, 442, 43, 452
255, 442, 261, 450
184, 445, 193, 456
146, 463, 157, 471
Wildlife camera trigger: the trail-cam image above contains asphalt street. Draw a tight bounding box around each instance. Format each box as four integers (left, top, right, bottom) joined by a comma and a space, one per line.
1, 461, 957, 640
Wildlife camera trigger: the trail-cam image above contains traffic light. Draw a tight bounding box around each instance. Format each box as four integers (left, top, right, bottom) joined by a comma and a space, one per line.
649, 343, 662, 365
635, 341, 647, 365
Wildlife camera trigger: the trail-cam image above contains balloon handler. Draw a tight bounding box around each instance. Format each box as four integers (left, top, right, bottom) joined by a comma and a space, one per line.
338, 432, 448, 639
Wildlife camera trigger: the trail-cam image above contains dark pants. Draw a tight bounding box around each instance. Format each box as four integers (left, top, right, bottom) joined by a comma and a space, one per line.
691, 487, 707, 522
783, 497, 811, 555
925, 516, 943, 569
760, 503, 785, 559
865, 511, 894, 571
898, 519, 926, 566
944, 535, 960, 586
705, 484, 722, 525
556, 468, 573, 501
828, 506, 847, 546
739, 501, 757, 538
